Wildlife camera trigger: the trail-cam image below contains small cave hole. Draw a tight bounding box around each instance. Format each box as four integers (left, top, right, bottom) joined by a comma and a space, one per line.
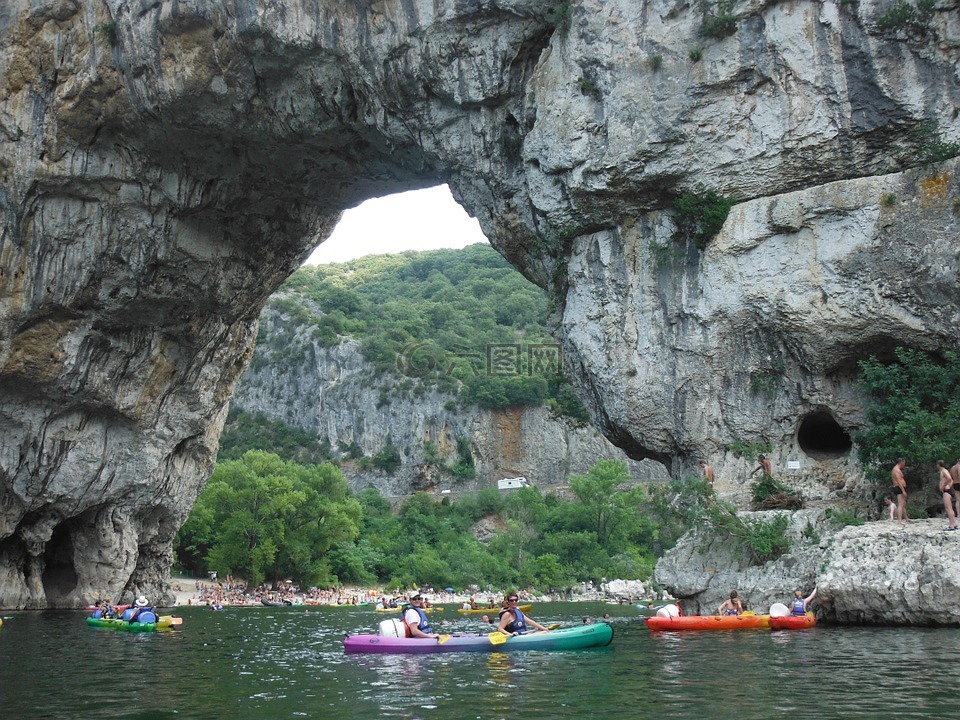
797, 411, 852, 459
41, 523, 79, 604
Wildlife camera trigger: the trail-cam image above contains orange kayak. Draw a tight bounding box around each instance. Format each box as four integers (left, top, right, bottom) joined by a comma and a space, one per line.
769, 613, 816, 630
645, 613, 771, 631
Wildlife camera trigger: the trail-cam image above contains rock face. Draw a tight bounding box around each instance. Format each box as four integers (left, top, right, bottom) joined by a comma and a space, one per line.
232, 301, 667, 497
655, 512, 960, 625
0, 0, 958, 607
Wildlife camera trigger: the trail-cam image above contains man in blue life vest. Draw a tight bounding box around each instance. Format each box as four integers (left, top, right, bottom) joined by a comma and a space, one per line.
402, 593, 440, 639
790, 588, 817, 616
127, 596, 159, 624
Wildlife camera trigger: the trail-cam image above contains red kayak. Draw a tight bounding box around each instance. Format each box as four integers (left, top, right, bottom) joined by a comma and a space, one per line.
645, 613, 771, 631
769, 613, 816, 630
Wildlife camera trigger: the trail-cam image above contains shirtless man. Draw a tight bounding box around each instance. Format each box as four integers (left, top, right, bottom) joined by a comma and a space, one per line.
891, 458, 909, 524
699, 460, 715, 488
750, 454, 773, 479
937, 460, 957, 531
951, 458, 960, 521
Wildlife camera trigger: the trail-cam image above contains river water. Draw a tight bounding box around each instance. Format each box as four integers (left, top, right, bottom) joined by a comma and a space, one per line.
0, 602, 956, 719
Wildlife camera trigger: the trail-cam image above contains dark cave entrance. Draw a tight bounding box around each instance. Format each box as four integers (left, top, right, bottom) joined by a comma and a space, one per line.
797, 411, 852, 459
41, 522, 79, 604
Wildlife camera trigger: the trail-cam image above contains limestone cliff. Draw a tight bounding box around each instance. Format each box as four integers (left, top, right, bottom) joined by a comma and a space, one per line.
231, 299, 666, 498
0, 0, 958, 608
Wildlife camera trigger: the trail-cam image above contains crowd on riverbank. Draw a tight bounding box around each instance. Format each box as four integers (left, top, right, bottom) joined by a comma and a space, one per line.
171, 577, 660, 608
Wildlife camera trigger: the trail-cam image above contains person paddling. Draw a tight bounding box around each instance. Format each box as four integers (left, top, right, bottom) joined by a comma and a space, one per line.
402, 592, 440, 639
497, 592, 549, 636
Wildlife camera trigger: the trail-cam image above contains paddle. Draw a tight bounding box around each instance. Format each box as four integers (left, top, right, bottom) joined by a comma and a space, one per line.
158, 616, 183, 627
488, 631, 509, 645
437, 634, 451, 644
547, 624, 561, 630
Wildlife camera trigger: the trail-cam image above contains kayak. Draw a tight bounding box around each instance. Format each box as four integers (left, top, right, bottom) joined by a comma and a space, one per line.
645, 613, 771, 631
86, 615, 181, 632
769, 613, 816, 630
457, 605, 530, 614
344, 622, 614, 654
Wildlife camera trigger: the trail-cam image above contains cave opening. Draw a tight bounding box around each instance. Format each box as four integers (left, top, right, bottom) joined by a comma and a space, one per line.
797, 411, 852, 459
41, 523, 79, 604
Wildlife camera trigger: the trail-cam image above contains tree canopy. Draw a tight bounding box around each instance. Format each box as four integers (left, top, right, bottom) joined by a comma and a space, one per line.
857, 347, 960, 483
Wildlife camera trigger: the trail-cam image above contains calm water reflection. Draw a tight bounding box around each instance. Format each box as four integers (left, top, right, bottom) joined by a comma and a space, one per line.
1, 603, 957, 719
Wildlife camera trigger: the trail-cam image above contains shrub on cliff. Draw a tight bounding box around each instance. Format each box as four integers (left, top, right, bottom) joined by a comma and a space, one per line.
857, 347, 960, 483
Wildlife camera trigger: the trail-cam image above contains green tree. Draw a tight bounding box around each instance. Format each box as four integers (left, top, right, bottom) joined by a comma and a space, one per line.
568, 460, 632, 548
180, 451, 360, 587
857, 348, 960, 482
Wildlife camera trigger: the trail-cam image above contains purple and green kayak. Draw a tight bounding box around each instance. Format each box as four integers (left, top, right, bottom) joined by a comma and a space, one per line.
344, 622, 613, 654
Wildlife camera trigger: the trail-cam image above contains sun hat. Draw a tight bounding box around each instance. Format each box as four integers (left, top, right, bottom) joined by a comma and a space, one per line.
135, 596, 149, 607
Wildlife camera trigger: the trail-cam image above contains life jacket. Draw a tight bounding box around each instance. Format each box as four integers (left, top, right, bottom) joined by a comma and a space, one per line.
499, 607, 529, 634
136, 609, 159, 624
791, 598, 806, 616
91, 609, 104, 619
401, 605, 432, 636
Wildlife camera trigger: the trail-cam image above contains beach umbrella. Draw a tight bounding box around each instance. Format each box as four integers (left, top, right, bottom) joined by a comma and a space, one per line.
444, 587, 454, 592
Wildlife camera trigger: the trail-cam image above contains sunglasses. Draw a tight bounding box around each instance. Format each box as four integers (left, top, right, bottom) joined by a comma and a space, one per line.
507, 597, 519, 602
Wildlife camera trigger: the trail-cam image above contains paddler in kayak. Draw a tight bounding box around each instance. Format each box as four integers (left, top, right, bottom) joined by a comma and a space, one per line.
402, 592, 441, 639
789, 587, 817, 616
717, 590, 744, 616
497, 592, 550, 636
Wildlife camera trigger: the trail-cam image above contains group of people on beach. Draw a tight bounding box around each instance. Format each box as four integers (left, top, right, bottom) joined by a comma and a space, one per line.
886, 457, 960, 530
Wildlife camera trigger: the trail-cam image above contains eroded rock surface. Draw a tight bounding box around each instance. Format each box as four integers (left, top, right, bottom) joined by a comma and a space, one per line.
1, 0, 958, 607
655, 512, 960, 625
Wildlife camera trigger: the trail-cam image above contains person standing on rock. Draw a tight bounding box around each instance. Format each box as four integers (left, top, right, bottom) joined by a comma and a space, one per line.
937, 460, 957, 531
951, 458, 960, 521
699, 460, 715, 489
891, 458, 909, 524
750, 455, 773, 480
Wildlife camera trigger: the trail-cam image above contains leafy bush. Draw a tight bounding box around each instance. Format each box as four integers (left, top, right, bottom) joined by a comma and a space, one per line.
856, 347, 960, 483
707, 502, 792, 563
750, 475, 803, 510
825, 507, 864, 528
729, 438, 772, 462
673, 188, 735, 249
700, 0, 738, 38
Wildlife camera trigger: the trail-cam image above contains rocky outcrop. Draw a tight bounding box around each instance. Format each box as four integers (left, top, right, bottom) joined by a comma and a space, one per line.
655, 512, 960, 625
0, 0, 958, 607
231, 301, 667, 497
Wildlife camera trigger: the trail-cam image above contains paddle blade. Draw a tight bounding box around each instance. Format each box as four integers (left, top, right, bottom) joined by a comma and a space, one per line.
488, 631, 509, 645
547, 624, 561, 630
769, 603, 789, 617
438, 634, 451, 644
158, 616, 183, 627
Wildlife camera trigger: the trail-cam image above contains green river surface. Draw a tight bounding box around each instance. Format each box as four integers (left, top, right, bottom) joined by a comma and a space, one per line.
1, 601, 957, 719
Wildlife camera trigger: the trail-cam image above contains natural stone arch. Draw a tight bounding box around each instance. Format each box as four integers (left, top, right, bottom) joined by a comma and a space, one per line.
0, 0, 958, 608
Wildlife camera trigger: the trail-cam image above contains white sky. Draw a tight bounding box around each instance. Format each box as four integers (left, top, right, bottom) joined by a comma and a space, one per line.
305, 185, 489, 265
